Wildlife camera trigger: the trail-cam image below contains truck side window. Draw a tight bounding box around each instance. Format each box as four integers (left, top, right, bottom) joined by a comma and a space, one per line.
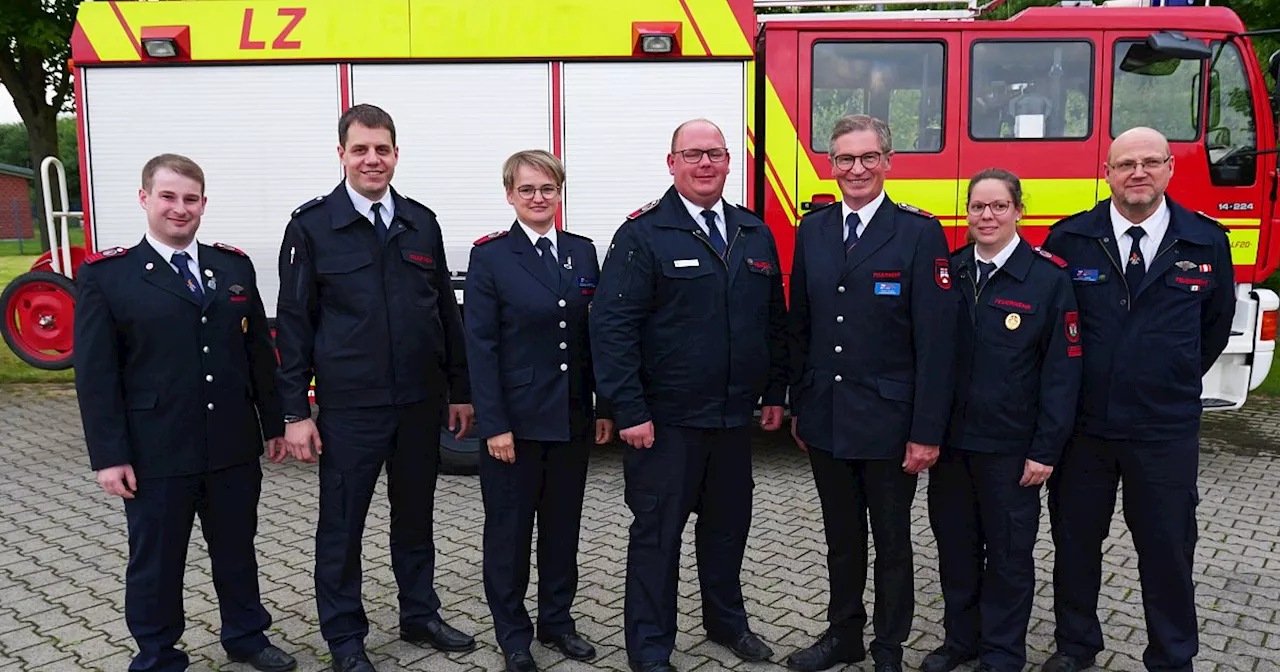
811, 41, 945, 153
969, 40, 1093, 140
1111, 40, 1201, 141
1205, 41, 1257, 187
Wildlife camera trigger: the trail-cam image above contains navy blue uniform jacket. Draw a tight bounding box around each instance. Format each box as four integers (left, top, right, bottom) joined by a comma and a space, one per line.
590, 187, 789, 430
274, 183, 470, 417
787, 197, 959, 459
1042, 198, 1234, 440
464, 223, 608, 442
947, 241, 1081, 465
73, 241, 283, 479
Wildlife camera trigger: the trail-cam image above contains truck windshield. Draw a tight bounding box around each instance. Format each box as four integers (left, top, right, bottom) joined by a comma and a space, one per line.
1112, 39, 1202, 141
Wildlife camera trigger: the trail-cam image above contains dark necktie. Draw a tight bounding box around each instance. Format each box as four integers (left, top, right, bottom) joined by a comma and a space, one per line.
170, 251, 203, 300
845, 212, 861, 256
371, 202, 388, 243
977, 261, 996, 292
702, 210, 726, 257
536, 237, 561, 290
1125, 226, 1147, 292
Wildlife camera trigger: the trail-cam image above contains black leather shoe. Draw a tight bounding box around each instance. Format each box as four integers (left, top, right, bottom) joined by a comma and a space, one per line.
538, 632, 596, 660
921, 647, 977, 672
874, 661, 903, 672
400, 619, 477, 653
505, 650, 538, 672
784, 631, 866, 672
331, 651, 375, 672
628, 662, 676, 672
710, 630, 774, 662
230, 645, 297, 672
1041, 652, 1095, 672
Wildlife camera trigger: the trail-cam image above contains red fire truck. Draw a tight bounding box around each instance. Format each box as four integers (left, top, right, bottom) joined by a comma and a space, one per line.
3, 0, 1277, 418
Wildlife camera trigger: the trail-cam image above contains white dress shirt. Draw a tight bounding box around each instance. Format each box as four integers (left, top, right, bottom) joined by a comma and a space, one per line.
677, 193, 728, 243
345, 180, 395, 226
1110, 197, 1169, 271
841, 190, 887, 242
975, 233, 1021, 272
146, 231, 201, 280
518, 220, 559, 260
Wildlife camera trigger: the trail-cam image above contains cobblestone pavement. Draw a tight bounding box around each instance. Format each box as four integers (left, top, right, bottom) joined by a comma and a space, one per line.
1, 386, 1278, 672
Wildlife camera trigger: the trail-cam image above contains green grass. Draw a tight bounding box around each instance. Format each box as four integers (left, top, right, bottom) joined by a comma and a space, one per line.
0, 254, 76, 384
0, 227, 83, 256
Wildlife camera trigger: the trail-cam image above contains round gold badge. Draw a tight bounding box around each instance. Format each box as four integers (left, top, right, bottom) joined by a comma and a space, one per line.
1005, 313, 1021, 330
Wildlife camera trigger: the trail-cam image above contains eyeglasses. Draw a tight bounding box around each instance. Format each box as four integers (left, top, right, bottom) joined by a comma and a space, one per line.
1109, 156, 1171, 174
674, 147, 729, 163
515, 185, 561, 200
831, 152, 883, 171
967, 200, 1013, 216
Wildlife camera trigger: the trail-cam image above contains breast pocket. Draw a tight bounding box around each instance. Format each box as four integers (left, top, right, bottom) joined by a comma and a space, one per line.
316, 251, 374, 306
400, 249, 441, 306
660, 260, 717, 321
981, 296, 1041, 352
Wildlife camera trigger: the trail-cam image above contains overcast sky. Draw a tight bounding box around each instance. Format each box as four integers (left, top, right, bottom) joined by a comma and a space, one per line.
1, 90, 21, 125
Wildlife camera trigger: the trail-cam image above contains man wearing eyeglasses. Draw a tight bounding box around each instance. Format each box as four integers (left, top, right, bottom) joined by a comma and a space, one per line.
590, 118, 789, 672
784, 114, 958, 672
1038, 127, 1234, 672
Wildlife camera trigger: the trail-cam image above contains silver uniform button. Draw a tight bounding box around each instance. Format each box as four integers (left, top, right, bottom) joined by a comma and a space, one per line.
206, 375, 213, 382
837, 285, 846, 293
207, 403, 214, 410
560, 363, 568, 372
559, 342, 567, 350
202, 346, 209, 354
201, 316, 208, 324
558, 299, 566, 307
834, 345, 843, 353
836, 316, 844, 323
559, 321, 567, 329
835, 375, 843, 382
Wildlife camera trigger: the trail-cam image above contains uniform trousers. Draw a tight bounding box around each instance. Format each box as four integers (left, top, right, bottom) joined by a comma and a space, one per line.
481, 438, 590, 653
315, 398, 443, 658
1048, 434, 1200, 672
623, 423, 753, 663
123, 461, 271, 672
927, 449, 1040, 672
807, 448, 917, 664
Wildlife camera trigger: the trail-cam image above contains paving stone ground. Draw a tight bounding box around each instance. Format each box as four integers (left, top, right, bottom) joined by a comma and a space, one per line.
0, 385, 1278, 671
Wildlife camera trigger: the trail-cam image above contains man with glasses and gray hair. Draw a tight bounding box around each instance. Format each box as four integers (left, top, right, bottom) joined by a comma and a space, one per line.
590, 118, 790, 672
784, 114, 958, 672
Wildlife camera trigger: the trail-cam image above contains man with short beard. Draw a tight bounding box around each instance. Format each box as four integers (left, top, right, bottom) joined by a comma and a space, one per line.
1040, 127, 1235, 672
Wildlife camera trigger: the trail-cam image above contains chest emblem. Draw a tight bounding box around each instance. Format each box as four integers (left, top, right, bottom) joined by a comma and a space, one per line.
1005, 313, 1021, 330
934, 258, 952, 290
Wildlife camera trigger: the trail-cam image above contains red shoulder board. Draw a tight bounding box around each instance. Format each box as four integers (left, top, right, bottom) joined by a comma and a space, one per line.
627, 199, 660, 220
1033, 246, 1068, 269
83, 247, 127, 264
213, 242, 248, 257
897, 202, 934, 218
474, 230, 509, 245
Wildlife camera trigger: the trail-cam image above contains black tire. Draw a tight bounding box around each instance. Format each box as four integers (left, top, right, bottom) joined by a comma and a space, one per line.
0, 271, 77, 371
439, 428, 480, 476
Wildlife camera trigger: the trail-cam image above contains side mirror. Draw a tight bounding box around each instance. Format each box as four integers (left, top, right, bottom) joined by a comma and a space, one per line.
1270, 50, 1280, 122
1145, 31, 1213, 60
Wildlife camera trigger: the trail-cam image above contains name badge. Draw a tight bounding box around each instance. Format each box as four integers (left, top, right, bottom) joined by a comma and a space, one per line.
874, 282, 902, 296
673, 259, 700, 268
1073, 268, 1099, 282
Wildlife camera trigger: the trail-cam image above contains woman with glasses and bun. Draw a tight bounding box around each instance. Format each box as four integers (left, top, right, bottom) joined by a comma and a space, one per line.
921, 168, 1081, 672
463, 149, 613, 672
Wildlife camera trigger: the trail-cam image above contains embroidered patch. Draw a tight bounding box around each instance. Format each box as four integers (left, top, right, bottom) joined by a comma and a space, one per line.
1067, 345, 1083, 358
746, 258, 775, 275
1065, 311, 1080, 344
873, 271, 902, 279
934, 258, 952, 290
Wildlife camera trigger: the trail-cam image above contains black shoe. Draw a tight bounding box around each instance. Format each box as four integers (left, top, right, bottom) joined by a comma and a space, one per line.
229, 644, 297, 672
784, 631, 866, 672
874, 662, 903, 672
1041, 652, 1095, 672
710, 630, 774, 662
628, 662, 676, 672
538, 632, 597, 661
400, 619, 477, 653
331, 651, 375, 672
921, 647, 977, 672
505, 651, 538, 672
973, 663, 998, 672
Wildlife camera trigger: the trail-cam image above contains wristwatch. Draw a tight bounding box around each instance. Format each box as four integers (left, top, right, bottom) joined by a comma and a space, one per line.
284, 414, 308, 424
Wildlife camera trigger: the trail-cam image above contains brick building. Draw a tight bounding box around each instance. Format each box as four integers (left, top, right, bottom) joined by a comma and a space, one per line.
0, 163, 35, 241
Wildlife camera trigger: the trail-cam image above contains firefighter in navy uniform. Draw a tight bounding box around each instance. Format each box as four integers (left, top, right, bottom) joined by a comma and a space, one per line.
73, 154, 296, 672
1040, 127, 1235, 672
784, 115, 958, 672
923, 169, 1081, 672
590, 119, 790, 672
273, 105, 475, 672
464, 150, 614, 672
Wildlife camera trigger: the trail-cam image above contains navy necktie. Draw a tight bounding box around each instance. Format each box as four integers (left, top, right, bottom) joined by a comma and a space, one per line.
536, 237, 561, 290
371, 202, 388, 243
845, 212, 861, 255
171, 251, 203, 300
702, 210, 726, 257
977, 261, 996, 292
1125, 226, 1147, 293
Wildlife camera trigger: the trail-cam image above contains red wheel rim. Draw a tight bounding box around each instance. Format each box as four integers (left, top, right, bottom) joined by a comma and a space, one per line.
4, 281, 75, 363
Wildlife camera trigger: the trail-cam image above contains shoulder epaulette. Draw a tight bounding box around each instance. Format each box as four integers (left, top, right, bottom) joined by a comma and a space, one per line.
399, 193, 437, 217
212, 242, 249, 257
292, 195, 325, 218
732, 203, 758, 216
800, 201, 838, 218
1032, 246, 1068, 269
1195, 210, 1231, 232
627, 199, 660, 220
1049, 209, 1090, 229
896, 201, 934, 218
82, 247, 127, 265
559, 229, 594, 243
473, 230, 509, 246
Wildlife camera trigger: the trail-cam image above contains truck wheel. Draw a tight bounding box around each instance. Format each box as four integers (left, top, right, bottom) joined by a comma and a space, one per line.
439, 428, 480, 476
1, 271, 77, 371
